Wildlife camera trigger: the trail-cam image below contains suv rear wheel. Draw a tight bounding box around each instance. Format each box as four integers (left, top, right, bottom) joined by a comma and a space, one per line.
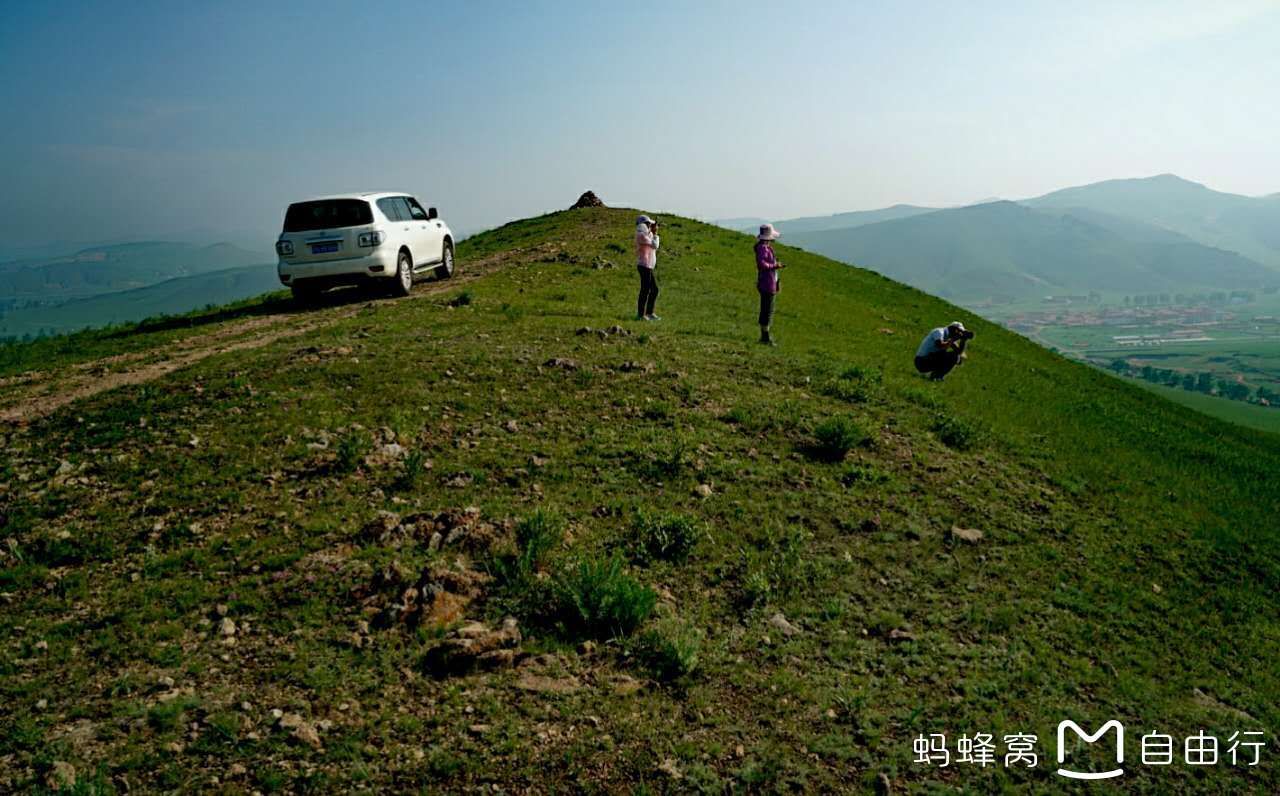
391, 249, 413, 297
291, 284, 322, 305
436, 242, 455, 280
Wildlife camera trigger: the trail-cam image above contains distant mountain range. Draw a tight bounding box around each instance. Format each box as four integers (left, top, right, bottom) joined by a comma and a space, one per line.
0, 242, 268, 303
718, 175, 1280, 301
0, 241, 274, 339
0, 263, 280, 338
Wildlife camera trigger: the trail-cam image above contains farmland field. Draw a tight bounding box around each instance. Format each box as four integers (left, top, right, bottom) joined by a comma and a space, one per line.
1129, 379, 1280, 435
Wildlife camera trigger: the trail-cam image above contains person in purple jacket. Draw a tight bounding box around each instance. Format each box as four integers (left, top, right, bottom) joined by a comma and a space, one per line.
754, 223, 784, 345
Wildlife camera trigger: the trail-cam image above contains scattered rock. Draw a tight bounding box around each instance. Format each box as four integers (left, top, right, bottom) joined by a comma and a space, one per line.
530, 454, 549, 468
1192, 688, 1256, 722
694, 483, 713, 498
361, 511, 403, 543
878, 328, 895, 335
575, 326, 595, 336
515, 673, 582, 694
218, 617, 237, 637
544, 357, 579, 370
887, 629, 916, 643
875, 772, 892, 795
616, 361, 656, 374
278, 713, 322, 749
365, 442, 407, 466
768, 612, 801, 637
422, 590, 469, 629
468, 723, 492, 736
46, 761, 76, 790
504, 419, 519, 433
35, 698, 47, 710
657, 757, 683, 780
445, 473, 474, 488
570, 190, 605, 209
423, 617, 522, 677
157, 675, 175, 689
612, 675, 644, 695
947, 525, 985, 544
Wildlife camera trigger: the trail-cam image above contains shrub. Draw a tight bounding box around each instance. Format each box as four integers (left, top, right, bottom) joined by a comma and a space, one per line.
840, 463, 889, 487
514, 509, 564, 575
932, 414, 980, 450
822, 378, 873, 404
632, 619, 703, 682
555, 555, 655, 639
810, 416, 868, 462
901, 385, 941, 409
737, 526, 811, 608
335, 429, 372, 474
631, 511, 703, 564
394, 450, 429, 491
491, 509, 564, 588
838, 364, 882, 384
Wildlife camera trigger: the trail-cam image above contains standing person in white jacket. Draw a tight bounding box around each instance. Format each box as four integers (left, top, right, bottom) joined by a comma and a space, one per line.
634, 215, 661, 320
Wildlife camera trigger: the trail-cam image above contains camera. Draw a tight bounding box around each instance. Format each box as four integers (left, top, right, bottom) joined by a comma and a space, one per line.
957, 328, 975, 341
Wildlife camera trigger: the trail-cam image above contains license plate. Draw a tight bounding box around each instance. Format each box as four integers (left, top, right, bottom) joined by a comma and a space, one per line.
311, 242, 339, 254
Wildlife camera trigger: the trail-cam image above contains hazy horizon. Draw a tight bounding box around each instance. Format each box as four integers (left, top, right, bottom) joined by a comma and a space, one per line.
2, 0, 1278, 252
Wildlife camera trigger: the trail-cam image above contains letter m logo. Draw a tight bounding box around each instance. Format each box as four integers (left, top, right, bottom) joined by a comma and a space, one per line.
1056, 720, 1124, 780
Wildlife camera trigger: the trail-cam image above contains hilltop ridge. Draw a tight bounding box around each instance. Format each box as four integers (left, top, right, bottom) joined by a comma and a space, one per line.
1, 207, 1277, 792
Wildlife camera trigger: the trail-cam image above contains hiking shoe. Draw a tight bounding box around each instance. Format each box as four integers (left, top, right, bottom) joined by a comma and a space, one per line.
646, 314, 661, 321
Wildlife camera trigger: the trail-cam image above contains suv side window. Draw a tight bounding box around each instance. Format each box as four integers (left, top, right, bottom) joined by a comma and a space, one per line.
405, 197, 429, 221
376, 197, 405, 222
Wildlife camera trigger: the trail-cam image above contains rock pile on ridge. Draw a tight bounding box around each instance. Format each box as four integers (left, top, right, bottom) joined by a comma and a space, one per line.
570, 190, 605, 209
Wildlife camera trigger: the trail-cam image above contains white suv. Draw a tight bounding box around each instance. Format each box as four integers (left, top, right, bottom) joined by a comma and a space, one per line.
275, 192, 454, 300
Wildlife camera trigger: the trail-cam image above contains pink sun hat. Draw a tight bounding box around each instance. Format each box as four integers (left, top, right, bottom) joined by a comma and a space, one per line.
757, 223, 781, 241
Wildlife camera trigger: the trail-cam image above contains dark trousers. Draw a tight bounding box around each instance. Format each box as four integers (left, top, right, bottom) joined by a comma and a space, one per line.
637, 266, 658, 316
915, 350, 960, 380
758, 291, 775, 327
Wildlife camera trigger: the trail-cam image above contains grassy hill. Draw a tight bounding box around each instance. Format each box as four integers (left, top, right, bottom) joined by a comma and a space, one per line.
1, 207, 1277, 792
1027, 174, 1280, 270
788, 201, 1275, 301
0, 263, 280, 339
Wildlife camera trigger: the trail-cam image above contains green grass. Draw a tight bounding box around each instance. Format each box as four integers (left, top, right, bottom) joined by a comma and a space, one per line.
0, 207, 1277, 792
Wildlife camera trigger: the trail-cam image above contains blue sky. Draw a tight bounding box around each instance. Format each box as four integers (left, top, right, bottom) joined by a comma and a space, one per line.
1, 0, 1278, 251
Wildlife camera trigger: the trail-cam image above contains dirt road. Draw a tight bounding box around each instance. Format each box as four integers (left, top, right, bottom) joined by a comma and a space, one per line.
0, 249, 519, 425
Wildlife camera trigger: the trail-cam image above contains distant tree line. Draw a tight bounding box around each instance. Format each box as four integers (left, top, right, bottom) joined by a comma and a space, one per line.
1109, 360, 1277, 407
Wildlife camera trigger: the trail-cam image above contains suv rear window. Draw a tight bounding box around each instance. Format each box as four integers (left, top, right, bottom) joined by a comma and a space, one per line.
283, 200, 373, 232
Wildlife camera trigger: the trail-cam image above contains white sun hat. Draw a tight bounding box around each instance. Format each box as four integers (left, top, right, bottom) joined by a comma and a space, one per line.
636, 215, 654, 226
758, 223, 781, 241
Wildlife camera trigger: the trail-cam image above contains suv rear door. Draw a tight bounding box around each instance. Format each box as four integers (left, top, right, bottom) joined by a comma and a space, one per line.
282, 199, 374, 263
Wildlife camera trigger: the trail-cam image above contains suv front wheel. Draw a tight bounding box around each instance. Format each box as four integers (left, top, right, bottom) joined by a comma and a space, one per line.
391, 249, 413, 297
436, 242, 455, 280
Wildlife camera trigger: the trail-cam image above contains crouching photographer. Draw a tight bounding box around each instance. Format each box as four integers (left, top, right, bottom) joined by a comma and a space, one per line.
914, 321, 974, 381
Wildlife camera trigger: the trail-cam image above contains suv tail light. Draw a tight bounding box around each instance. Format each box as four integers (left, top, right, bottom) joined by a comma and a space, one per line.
358, 231, 386, 248
275, 240, 294, 256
